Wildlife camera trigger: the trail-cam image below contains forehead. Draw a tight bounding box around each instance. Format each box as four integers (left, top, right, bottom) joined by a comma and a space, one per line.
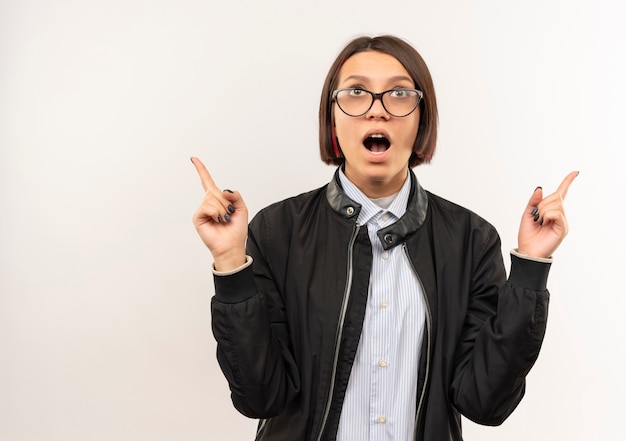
337, 50, 413, 85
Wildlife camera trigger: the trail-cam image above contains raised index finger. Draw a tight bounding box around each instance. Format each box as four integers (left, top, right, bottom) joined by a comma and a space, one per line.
556, 170, 579, 200
190, 157, 217, 192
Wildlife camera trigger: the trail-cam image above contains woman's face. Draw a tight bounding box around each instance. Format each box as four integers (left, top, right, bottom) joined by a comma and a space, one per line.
334, 50, 420, 198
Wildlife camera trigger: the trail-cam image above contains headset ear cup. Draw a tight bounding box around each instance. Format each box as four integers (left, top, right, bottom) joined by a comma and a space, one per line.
331, 127, 341, 158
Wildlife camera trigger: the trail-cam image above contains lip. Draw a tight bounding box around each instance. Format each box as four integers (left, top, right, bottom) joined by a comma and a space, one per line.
362, 128, 392, 162
363, 128, 391, 143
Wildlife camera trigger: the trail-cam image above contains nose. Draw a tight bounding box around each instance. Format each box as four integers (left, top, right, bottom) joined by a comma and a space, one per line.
366, 96, 390, 119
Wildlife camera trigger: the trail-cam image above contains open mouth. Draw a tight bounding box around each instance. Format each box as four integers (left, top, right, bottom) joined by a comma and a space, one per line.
363, 133, 391, 153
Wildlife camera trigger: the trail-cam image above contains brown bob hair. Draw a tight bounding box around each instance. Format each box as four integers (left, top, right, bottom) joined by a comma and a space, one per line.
319, 35, 438, 168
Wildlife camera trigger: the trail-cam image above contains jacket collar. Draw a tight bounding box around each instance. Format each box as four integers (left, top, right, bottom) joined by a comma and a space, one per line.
326, 167, 429, 250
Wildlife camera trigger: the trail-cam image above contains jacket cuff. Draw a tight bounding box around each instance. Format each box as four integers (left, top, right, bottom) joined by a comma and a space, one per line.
508, 252, 552, 291
213, 262, 258, 304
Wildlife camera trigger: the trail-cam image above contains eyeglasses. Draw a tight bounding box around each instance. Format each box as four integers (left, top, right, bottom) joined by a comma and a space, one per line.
332, 87, 423, 117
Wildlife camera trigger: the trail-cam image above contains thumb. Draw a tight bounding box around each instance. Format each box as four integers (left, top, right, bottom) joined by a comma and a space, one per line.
526, 186, 543, 210
222, 189, 246, 210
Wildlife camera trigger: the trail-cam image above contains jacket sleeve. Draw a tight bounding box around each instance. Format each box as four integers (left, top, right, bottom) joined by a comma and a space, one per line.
210, 212, 301, 419
449, 225, 551, 426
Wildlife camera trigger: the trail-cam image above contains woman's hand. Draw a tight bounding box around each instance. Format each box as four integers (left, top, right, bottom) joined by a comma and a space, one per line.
191, 157, 249, 271
517, 171, 579, 259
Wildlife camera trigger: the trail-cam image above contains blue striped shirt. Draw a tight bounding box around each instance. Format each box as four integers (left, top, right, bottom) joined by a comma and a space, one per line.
336, 170, 426, 441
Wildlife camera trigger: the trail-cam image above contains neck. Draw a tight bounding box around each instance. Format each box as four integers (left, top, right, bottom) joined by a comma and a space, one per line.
344, 167, 408, 199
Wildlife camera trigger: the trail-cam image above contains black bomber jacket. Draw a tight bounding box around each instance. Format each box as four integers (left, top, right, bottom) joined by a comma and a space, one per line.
211, 168, 551, 441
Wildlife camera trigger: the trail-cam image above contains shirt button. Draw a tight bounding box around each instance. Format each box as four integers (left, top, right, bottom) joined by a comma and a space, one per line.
380, 300, 388, 308
378, 359, 387, 367
377, 416, 386, 424
380, 213, 390, 222
381, 251, 389, 260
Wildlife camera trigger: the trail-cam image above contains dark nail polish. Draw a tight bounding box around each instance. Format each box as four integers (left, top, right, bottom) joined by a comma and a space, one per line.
224, 189, 234, 194
535, 186, 542, 191
540, 218, 544, 226
531, 207, 538, 216
217, 215, 222, 223
228, 204, 235, 214
224, 214, 231, 223
190, 157, 194, 164
533, 213, 540, 222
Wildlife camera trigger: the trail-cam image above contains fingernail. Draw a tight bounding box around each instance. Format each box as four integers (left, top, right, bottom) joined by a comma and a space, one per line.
217, 215, 222, 223
190, 157, 194, 164
531, 207, 538, 216
227, 204, 235, 214
224, 189, 234, 194
533, 213, 540, 222
535, 186, 542, 191
224, 214, 231, 223
540, 218, 544, 226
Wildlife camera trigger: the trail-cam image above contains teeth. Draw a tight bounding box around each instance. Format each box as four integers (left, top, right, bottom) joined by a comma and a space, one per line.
370, 134, 385, 138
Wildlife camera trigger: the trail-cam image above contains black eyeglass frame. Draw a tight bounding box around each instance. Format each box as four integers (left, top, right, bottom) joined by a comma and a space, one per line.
331, 87, 424, 117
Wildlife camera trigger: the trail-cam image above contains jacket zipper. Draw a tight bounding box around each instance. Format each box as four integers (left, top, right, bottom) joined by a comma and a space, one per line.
402, 244, 432, 441
314, 224, 361, 441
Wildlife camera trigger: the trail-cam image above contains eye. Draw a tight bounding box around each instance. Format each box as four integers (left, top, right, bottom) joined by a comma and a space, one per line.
390, 89, 409, 98
348, 88, 366, 97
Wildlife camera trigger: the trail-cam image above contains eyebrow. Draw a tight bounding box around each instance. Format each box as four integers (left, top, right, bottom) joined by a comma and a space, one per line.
341, 74, 414, 84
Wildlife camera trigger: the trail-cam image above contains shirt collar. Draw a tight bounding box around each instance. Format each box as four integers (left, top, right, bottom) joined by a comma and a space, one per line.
338, 168, 411, 225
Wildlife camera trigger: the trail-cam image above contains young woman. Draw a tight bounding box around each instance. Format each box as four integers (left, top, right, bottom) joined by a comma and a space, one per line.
191, 35, 577, 441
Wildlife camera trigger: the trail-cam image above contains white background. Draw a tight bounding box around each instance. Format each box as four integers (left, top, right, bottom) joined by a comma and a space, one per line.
1, 0, 625, 440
